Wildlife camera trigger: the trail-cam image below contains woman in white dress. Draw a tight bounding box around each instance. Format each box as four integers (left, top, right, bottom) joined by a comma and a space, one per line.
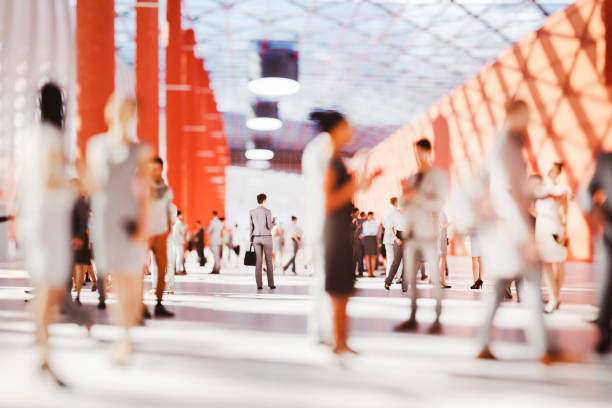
19, 83, 75, 386
535, 162, 569, 313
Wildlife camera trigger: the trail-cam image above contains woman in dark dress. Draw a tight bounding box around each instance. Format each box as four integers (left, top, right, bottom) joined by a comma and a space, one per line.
310, 109, 381, 355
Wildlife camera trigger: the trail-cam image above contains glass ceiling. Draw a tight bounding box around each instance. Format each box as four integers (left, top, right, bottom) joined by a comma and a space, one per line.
108, 0, 575, 153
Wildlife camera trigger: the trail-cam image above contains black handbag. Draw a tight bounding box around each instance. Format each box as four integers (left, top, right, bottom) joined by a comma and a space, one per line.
244, 244, 256, 266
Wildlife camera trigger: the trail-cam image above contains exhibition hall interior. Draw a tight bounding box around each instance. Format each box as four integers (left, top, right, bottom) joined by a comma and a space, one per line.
1, 0, 612, 406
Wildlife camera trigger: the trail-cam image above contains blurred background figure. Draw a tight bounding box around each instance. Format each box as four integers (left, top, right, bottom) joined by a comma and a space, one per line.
583, 152, 612, 354
208, 211, 223, 274
70, 178, 96, 305
312, 109, 381, 356
18, 82, 76, 386
392, 138, 447, 334
361, 211, 379, 277
438, 211, 451, 288
172, 210, 188, 275
475, 100, 559, 364
283, 216, 302, 274
86, 94, 151, 365
193, 221, 206, 267
534, 162, 569, 313
272, 218, 284, 269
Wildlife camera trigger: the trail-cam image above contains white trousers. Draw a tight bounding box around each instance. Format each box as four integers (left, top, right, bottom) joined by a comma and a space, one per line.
402, 240, 441, 320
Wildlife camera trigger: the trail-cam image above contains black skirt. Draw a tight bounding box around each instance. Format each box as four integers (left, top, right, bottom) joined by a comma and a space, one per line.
324, 209, 355, 296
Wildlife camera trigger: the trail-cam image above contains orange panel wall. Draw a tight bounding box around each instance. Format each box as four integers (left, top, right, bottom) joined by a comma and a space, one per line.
353, 0, 611, 261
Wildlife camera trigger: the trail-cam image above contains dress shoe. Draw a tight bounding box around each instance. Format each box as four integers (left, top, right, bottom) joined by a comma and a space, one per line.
154, 302, 174, 317
97, 300, 106, 310
428, 319, 442, 335
257, 286, 263, 290
476, 347, 497, 360
269, 286, 277, 289
441, 283, 451, 289
596, 337, 611, 354
394, 317, 417, 332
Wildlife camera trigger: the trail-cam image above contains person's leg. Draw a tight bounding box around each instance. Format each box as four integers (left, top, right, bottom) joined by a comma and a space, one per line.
542, 262, 556, 312
471, 257, 478, 286
597, 234, 612, 353
112, 273, 141, 365
477, 278, 507, 358
519, 270, 548, 358
555, 261, 565, 306
34, 286, 66, 385
254, 240, 264, 288
395, 242, 417, 331
357, 242, 364, 276
213, 245, 221, 273
264, 238, 275, 287
86, 265, 97, 291
384, 242, 403, 287
153, 236, 168, 302
74, 264, 85, 303
149, 249, 158, 294
331, 295, 352, 353
439, 256, 449, 286
385, 243, 395, 278
167, 240, 175, 293
424, 243, 441, 324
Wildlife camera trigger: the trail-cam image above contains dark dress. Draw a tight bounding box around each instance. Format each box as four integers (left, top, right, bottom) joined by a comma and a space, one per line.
324, 156, 355, 296
72, 196, 92, 266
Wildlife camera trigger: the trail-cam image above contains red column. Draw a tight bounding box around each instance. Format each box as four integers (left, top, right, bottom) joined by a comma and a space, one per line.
180, 29, 196, 220
166, 0, 184, 210
136, 0, 159, 152
76, 0, 115, 154
603, 0, 612, 85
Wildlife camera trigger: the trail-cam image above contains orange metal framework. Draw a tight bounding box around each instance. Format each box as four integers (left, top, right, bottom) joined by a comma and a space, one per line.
352, 0, 612, 261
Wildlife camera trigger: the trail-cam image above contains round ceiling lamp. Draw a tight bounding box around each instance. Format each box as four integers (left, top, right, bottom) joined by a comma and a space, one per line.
248, 41, 299, 97
246, 100, 283, 132
245, 139, 274, 161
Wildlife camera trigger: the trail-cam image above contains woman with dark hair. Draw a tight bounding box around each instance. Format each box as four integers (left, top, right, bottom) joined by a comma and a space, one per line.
310, 109, 381, 356
19, 82, 75, 385
535, 162, 569, 313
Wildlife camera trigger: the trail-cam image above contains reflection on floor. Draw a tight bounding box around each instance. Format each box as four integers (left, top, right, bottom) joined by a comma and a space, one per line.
0, 256, 610, 407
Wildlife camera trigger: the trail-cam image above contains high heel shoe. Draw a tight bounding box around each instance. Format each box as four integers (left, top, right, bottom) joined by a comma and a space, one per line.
470, 281, 479, 290
384, 283, 390, 291
476, 279, 483, 289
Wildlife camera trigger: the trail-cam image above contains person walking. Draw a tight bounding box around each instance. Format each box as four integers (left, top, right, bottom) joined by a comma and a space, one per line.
208, 211, 223, 274
387, 139, 448, 335
310, 109, 381, 356
87, 93, 151, 365
19, 82, 76, 385
146, 157, 175, 316
382, 197, 403, 282
249, 194, 276, 289
283, 216, 303, 274
582, 152, 612, 353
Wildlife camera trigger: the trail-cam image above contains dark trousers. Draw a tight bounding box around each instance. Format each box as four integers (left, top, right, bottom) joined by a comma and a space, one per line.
598, 230, 612, 341
352, 238, 364, 276
284, 239, 299, 272
196, 244, 205, 266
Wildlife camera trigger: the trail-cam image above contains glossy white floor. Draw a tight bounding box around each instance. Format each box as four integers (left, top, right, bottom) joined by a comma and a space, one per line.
0, 256, 610, 408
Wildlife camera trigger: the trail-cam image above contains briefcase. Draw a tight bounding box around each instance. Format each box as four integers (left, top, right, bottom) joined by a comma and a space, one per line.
244, 244, 256, 266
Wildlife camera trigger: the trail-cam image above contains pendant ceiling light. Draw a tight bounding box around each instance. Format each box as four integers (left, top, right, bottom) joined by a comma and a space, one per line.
245, 139, 274, 161
246, 100, 283, 132
248, 40, 299, 97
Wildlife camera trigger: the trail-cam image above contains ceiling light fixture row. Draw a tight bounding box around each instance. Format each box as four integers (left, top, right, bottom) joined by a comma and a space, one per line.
245, 40, 299, 163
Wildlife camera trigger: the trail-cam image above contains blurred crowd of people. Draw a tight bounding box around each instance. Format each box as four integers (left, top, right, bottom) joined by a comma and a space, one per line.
3, 81, 611, 385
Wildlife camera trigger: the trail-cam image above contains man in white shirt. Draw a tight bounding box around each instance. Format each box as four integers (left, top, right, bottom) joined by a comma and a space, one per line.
148, 157, 175, 317
172, 210, 188, 275
382, 197, 403, 281
207, 211, 223, 274
390, 139, 448, 333
283, 216, 303, 274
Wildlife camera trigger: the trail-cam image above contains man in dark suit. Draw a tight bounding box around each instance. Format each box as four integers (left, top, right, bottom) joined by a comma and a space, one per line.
194, 220, 206, 267
249, 193, 276, 290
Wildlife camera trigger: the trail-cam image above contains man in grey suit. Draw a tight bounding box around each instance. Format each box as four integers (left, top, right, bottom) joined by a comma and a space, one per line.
249, 193, 276, 290
207, 211, 223, 274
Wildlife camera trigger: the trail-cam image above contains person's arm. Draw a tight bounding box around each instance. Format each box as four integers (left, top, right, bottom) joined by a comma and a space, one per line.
409, 172, 448, 213
249, 212, 255, 243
